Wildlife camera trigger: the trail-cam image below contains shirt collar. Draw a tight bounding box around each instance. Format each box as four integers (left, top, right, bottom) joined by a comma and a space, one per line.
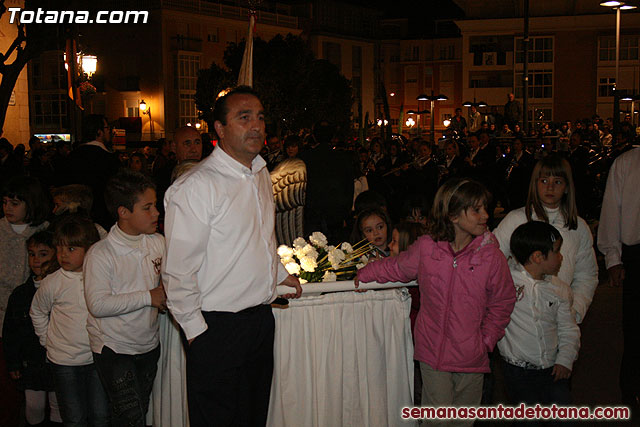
213, 145, 266, 176
84, 140, 111, 153
107, 224, 149, 255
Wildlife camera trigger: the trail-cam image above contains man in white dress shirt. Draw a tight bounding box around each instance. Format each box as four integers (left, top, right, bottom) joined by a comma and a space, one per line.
163, 86, 301, 427
598, 147, 640, 416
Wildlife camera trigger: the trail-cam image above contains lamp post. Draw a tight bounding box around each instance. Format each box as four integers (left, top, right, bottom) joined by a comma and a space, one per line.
406, 109, 429, 139
418, 91, 449, 142
600, 1, 637, 141
139, 100, 154, 140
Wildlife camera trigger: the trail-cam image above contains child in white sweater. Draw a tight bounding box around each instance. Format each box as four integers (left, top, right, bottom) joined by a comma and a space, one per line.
30, 215, 109, 426
84, 169, 166, 426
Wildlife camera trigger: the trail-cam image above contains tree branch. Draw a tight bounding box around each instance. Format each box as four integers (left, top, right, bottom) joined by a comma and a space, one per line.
0, 22, 26, 65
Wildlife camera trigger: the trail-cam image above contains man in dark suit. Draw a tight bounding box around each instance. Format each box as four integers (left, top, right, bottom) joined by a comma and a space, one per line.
65, 114, 121, 229
568, 132, 591, 216
408, 141, 439, 206
507, 137, 534, 210
299, 121, 354, 242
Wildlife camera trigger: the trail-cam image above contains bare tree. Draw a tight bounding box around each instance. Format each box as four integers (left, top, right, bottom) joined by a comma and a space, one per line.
0, 0, 60, 133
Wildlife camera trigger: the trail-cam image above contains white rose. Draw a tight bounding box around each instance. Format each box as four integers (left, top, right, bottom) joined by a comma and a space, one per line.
293, 237, 307, 250
277, 245, 294, 259
301, 244, 319, 259
340, 242, 354, 253
285, 261, 301, 275
299, 256, 318, 272
299, 278, 308, 284
327, 248, 346, 269
322, 271, 337, 282
280, 257, 294, 266
309, 232, 328, 248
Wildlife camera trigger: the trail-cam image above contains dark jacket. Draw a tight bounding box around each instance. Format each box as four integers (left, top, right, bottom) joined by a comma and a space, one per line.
64, 144, 121, 229
504, 99, 522, 126
300, 144, 354, 241
2, 277, 52, 391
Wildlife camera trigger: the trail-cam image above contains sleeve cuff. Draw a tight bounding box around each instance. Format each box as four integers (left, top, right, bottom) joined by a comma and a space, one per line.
604, 252, 622, 270
144, 290, 153, 307
554, 356, 574, 371
181, 313, 209, 341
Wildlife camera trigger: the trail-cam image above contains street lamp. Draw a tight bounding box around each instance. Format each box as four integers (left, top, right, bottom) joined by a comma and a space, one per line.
139, 100, 154, 140
600, 1, 637, 140
418, 91, 449, 142
406, 108, 429, 139
80, 54, 97, 77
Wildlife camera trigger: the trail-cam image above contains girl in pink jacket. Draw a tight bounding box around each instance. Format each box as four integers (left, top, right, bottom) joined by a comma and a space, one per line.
356, 178, 515, 417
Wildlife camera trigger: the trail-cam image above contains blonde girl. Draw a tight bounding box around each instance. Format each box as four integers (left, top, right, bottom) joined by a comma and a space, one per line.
493, 154, 598, 323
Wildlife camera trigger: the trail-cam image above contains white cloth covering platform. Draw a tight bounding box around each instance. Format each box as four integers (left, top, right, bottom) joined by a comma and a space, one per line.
268, 283, 417, 427
147, 312, 189, 427
147, 281, 417, 427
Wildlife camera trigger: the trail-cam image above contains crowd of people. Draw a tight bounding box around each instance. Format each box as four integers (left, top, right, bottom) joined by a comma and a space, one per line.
0, 84, 638, 427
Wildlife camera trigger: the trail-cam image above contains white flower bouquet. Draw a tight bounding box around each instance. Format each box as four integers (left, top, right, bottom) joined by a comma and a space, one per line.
278, 232, 374, 283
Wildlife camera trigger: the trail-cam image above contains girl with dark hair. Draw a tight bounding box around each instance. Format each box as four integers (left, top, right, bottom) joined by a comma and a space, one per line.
494, 154, 598, 324
1, 176, 50, 333
351, 207, 392, 257
3, 230, 62, 425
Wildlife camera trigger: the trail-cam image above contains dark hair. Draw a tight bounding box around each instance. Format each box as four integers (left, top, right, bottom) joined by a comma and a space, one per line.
394, 221, 427, 253
2, 176, 50, 226
27, 230, 59, 277
52, 214, 100, 250
351, 207, 392, 245
525, 154, 577, 230
354, 190, 387, 216
82, 114, 108, 142
312, 120, 336, 145
128, 152, 148, 174
104, 169, 156, 220
0, 138, 12, 155
27, 229, 54, 249
213, 86, 261, 126
283, 135, 301, 150
510, 221, 562, 265
54, 139, 71, 151
401, 194, 429, 222
428, 178, 491, 242
28, 136, 41, 148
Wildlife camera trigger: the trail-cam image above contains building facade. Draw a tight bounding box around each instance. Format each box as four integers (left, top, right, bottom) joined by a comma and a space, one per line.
454, 1, 640, 127
28, 0, 301, 142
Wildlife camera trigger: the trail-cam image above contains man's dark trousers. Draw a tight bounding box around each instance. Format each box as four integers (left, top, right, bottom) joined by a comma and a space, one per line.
187, 304, 275, 427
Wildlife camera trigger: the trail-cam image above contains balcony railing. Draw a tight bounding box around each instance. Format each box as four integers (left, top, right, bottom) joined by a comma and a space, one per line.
106, 0, 299, 29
